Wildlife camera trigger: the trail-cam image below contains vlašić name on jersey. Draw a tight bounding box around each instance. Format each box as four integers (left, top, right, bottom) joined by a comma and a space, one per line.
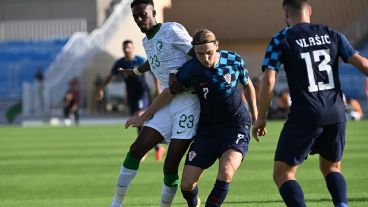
296, 34, 331, 48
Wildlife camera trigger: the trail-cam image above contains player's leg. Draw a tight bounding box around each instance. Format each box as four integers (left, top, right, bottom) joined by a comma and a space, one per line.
111, 126, 164, 207
181, 165, 205, 207
155, 144, 165, 161
205, 149, 242, 207
273, 161, 306, 207
160, 139, 192, 207
315, 122, 347, 207
273, 121, 321, 207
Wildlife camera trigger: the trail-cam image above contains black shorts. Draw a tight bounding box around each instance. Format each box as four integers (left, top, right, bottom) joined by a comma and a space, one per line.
275, 120, 346, 165
184, 126, 250, 169
128, 92, 150, 115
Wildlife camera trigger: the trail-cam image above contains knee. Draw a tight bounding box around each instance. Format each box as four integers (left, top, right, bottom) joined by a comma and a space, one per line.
180, 179, 196, 191
129, 142, 145, 159
320, 162, 340, 177
273, 166, 295, 187
217, 167, 233, 182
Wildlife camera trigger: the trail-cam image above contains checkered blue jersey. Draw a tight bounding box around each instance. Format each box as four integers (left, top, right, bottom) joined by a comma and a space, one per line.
177, 50, 251, 129
262, 23, 358, 125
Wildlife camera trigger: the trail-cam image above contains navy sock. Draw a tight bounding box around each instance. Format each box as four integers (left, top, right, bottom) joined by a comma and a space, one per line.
181, 185, 199, 207
325, 172, 348, 207
279, 180, 306, 207
205, 180, 229, 207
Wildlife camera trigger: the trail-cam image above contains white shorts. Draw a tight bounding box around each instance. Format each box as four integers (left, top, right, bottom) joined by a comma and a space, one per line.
144, 91, 200, 143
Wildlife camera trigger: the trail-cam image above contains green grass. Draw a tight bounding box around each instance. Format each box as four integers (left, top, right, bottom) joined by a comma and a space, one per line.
1, 120, 368, 207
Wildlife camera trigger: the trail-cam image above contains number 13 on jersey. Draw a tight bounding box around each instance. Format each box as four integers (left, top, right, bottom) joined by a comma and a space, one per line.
301, 49, 335, 92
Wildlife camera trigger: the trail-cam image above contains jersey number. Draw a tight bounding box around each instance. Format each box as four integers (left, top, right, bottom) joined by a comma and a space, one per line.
179, 114, 194, 128
203, 87, 209, 99
149, 55, 160, 69
300, 49, 335, 92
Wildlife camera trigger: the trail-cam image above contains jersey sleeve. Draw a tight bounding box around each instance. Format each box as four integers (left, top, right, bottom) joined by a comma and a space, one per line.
261, 28, 288, 72
136, 56, 146, 65
337, 32, 358, 63
176, 64, 194, 88
170, 22, 193, 55
237, 55, 249, 85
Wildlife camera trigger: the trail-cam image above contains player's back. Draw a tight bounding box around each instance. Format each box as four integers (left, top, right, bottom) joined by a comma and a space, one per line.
274, 23, 356, 125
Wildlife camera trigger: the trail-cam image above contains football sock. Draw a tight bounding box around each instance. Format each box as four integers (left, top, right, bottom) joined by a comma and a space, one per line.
160, 173, 179, 207
181, 185, 199, 207
111, 153, 140, 206
205, 180, 229, 207
279, 180, 306, 207
325, 172, 348, 207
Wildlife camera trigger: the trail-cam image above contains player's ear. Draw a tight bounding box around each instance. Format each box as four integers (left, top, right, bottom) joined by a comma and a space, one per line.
308, 5, 312, 17
152, 9, 156, 17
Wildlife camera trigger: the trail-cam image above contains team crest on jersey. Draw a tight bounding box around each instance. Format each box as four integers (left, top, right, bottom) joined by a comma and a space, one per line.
156, 41, 163, 51
223, 73, 231, 85
188, 151, 197, 162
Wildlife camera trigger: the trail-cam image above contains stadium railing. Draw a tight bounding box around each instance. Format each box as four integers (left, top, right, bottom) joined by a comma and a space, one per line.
22, 0, 132, 116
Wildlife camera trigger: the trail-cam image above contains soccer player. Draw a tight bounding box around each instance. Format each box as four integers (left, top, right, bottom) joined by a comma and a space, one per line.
109, 0, 200, 206
96, 40, 165, 161
252, 0, 368, 206
126, 29, 258, 207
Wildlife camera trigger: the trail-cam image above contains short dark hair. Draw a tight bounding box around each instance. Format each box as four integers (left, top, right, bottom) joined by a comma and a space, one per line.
122, 40, 133, 46
130, 0, 154, 8
282, 0, 309, 11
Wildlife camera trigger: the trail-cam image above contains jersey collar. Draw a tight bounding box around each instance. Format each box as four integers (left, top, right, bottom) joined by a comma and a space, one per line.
146, 23, 162, 40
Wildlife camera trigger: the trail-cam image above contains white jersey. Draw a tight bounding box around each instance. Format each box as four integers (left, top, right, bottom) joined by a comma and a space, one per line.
143, 22, 192, 89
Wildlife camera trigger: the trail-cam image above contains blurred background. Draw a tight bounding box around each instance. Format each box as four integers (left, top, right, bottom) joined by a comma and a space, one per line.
0, 0, 367, 126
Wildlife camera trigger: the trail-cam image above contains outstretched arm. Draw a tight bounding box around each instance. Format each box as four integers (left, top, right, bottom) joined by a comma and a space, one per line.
125, 88, 174, 128
242, 79, 258, 125
348, 54, 368, 76
118, 61, 151, 76
251, 69, 276, 140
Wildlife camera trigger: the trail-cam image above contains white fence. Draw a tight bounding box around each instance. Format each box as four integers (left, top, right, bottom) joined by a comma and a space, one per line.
0, 19, 87, 41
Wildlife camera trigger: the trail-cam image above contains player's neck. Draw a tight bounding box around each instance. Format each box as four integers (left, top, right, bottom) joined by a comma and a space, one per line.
145, 23, 162, 40
125, 55, 135, 61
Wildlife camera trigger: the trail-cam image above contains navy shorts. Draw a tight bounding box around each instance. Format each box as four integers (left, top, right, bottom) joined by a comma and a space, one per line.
275, 120, 346, 165
185, 126, 250, 169
128, 92, 150, 115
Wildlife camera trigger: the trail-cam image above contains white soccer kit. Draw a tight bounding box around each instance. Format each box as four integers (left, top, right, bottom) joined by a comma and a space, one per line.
142, 22, 200, 142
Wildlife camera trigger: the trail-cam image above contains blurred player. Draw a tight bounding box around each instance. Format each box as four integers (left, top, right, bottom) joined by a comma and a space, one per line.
126, 29, 258, 207
63, 90, 79, 125
109, 0, 200, 206
96, 40, 165, 161
252, 0, 368, 206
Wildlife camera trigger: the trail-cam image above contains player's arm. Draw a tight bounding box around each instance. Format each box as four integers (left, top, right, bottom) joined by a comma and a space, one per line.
242, 79, 258, 125
251, 69, 276, 140
348, 54, 368, 76
118, 61, 151, 76
125, 88, 173, 128
96, 74, 115, 100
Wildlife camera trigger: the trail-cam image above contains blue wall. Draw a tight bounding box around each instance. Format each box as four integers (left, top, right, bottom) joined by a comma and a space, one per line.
0, 38, 68, 99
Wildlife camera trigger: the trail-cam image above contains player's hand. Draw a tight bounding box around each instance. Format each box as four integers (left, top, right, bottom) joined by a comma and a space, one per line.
118, 68, 135, 76
125, 115, 145, 129
251, 119, 267, 142
169, 73, 186, 94
96, 89, 104, 100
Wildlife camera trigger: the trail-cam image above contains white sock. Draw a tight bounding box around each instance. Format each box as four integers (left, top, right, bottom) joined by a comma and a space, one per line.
110, 166, 137, 207
160, 184, 178, 207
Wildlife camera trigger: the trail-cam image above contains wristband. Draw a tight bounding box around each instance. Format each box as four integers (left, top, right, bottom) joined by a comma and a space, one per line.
133, 68, 143, 75
170, 69, 179, 74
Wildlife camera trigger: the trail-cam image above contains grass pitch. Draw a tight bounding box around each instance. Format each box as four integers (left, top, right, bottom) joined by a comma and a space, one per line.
1, 120, 368, 207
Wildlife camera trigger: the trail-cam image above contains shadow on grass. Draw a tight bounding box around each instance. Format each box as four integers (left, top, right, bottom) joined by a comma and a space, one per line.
125, 197, 368, 206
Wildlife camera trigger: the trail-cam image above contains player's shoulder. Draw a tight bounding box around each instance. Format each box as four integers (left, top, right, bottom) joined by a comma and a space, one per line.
219, 50, 245, 65
163, 22, 188, 33
182, 58, 200, 70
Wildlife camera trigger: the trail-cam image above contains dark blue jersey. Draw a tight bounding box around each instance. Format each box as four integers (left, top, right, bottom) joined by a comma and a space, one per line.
111, 56, 149, 102
177, 50, 251, 129
262, 23, 358, 125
